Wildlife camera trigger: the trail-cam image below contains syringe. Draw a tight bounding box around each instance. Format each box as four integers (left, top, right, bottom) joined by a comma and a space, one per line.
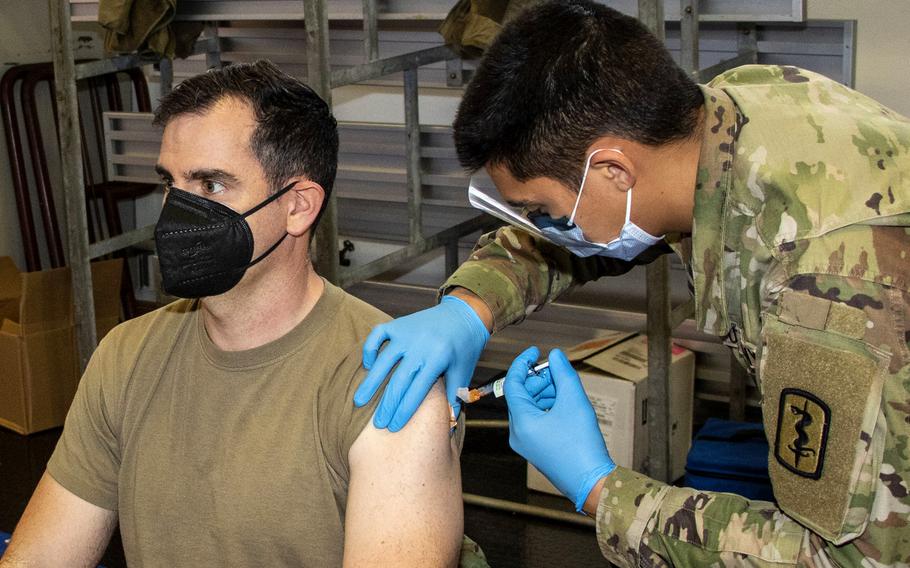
456, 361, 550, 404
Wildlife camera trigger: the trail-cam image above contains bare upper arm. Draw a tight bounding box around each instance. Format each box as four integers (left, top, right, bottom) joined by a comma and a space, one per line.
343, 381, 463, 568
1, 472, 117, 567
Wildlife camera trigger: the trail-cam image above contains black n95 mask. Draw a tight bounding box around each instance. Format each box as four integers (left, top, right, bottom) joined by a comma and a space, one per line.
154, 182, 296, 298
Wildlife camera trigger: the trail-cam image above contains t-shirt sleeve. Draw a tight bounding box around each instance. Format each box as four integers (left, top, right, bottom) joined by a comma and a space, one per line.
320, 345, 383, 483
321, 345, 465, 481
46, 332, 123, 510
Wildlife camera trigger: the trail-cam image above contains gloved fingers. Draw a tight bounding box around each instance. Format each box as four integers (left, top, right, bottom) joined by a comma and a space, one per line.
505, 395, 527, 454
443, 365, 474, 408
547, 348, 588, 405
524, 369, 553, 399
532, 384, 556, 408
506, 396, 545, 459
526, 367, 555, 409
387, 362, 446, 432
373, 360, 421, 429
361, 324, 392, 370
354, 344, 403, 408
503, 346, 544, 413
451, 399, 462, 421
535, 395, 556, 411
534, 383, 556, 398
506, 346, 540, 382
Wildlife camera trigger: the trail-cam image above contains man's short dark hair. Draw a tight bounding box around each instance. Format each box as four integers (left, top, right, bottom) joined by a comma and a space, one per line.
453, 0, 704, 190
154, 60, 338, 225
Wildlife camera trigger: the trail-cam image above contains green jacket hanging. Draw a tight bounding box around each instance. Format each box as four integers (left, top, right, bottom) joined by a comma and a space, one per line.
439, 0, 541, 57
98, 0, 202, 59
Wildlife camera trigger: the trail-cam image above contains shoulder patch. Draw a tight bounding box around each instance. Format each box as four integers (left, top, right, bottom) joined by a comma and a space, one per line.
774, 388, 830, 479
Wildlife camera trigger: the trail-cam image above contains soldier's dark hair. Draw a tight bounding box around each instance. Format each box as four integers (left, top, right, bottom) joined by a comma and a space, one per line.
453, 0, 704, 189
154, 60, 338, 226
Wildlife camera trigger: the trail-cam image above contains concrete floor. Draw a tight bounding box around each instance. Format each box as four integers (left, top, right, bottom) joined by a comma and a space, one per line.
0, 397, 607, 567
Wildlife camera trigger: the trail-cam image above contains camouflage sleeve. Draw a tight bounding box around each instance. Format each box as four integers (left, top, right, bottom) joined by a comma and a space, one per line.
595, 467, 811, 567
596, 274, 910, 568
439, 225, 670, 332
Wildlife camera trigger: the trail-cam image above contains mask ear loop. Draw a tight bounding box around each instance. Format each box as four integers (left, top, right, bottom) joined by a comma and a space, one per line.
568, 149, 604, 227
239, 181, 298, 267
240, 181, 299, 219
247, 232, 289, 267
624, 186, 633, 224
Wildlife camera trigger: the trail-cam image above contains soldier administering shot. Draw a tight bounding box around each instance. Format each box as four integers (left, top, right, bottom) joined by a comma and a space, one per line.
355, 1, 910, 565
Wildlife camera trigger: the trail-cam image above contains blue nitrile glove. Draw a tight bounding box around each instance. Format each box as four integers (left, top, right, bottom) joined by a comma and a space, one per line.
355, 295, 490, 432
504, 346, 616, 512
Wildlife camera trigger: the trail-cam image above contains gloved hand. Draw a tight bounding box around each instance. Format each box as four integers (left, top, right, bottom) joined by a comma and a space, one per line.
504, 346, 616, 512
355, 295, 490, 432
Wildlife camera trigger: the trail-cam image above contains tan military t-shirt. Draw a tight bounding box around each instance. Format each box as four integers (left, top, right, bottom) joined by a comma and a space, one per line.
47, 282, 389, 566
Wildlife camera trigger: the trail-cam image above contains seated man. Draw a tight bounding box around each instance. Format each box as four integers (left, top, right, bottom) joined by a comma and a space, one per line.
0, 61, 464, 567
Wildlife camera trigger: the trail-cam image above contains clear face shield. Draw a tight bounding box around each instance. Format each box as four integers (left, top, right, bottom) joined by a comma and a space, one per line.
466, 150, 663, 260
468, 174, 618, 256
469, 176, 624, 256
467, 175, 549, 237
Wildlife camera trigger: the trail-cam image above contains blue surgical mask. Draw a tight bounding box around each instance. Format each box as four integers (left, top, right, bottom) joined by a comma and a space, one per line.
530, 149, 663, 260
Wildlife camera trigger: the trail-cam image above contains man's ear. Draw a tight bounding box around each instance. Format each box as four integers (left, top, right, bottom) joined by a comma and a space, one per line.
284, 178, 326, 237
589, 147, 637, 193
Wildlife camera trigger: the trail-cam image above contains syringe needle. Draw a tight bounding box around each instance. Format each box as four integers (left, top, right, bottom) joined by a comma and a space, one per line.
456, 361, 550, 404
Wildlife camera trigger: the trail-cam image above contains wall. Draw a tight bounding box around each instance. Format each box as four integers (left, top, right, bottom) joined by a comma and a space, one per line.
333, 83, 460, 126
807, 0, 910, 116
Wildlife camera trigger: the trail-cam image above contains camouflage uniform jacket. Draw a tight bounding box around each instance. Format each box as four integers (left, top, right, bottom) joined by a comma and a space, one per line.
441, 65, 910, 567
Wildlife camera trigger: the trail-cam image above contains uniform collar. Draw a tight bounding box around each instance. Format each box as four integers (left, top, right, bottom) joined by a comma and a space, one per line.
677, 84, 741, 335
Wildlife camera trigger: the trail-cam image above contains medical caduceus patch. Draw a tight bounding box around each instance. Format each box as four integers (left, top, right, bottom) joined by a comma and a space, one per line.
774, 388, 831, 479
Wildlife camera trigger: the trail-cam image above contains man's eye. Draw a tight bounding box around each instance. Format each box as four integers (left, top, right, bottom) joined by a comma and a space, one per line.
202, 180, 226, 194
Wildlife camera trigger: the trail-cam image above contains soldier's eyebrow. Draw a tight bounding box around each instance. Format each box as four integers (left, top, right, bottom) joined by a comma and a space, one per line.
506, 199, 530, 208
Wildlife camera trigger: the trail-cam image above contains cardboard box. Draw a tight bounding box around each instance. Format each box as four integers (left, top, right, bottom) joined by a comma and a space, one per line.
527, 332, 695, 495
0, 257, 122, 434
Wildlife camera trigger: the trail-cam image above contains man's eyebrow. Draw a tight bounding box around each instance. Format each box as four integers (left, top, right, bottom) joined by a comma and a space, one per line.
506, 199, 529, 208
185, 168, 241, 186
154, 164, 172, 179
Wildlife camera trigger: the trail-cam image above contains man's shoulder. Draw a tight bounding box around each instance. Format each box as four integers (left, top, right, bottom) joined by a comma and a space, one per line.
102, 299, 195, 351
293, 283, 389, 393
94, 299, 196, 378
67, 299, 196, 442
334, 286, 391, 328
320, 284, 390, 348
